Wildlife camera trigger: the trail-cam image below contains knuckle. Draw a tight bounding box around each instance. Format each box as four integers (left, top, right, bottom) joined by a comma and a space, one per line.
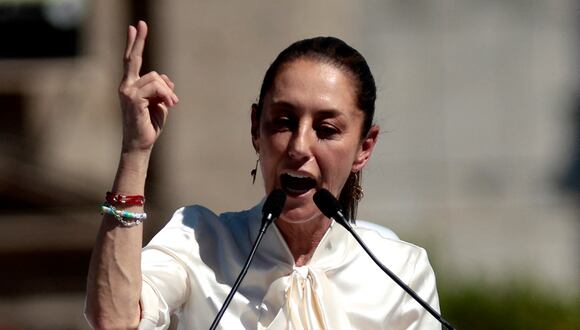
126, 54, 142, 66
149, 71, 161, 81
118, 85, 133, 97
152, 81, 165, 93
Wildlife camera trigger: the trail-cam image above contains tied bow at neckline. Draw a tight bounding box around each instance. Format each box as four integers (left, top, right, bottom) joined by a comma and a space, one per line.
258, 266, 352, 330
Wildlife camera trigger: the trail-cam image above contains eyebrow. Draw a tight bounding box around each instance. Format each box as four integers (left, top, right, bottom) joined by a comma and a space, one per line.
269, 100, 346, 118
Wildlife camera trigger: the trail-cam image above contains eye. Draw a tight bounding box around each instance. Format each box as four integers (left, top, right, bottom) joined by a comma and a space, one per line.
316, 123, 340, 139
270, 116, 294, 132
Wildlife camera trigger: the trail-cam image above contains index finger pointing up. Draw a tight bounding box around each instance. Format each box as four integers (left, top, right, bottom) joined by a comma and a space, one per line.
123, 20, 148, 82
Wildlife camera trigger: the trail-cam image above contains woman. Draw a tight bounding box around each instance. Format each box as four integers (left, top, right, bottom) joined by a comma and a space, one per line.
85, 21, 441, 329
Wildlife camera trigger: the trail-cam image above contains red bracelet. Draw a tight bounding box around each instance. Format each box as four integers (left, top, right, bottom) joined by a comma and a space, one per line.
105, 192, 145, 206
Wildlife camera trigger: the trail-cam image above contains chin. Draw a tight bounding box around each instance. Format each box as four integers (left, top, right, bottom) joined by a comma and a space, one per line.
277, 205, 321, 225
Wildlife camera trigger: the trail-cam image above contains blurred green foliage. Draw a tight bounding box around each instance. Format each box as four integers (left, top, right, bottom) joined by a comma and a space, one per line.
439, 281, 580, 329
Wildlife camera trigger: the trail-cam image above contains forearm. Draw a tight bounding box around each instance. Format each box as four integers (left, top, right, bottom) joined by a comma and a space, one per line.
85, 150, 151, 329
86, 20, 178, 328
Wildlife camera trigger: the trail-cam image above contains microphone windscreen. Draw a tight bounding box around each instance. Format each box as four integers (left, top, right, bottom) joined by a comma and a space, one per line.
262, 189, 287, 219
313, 189, 342, 219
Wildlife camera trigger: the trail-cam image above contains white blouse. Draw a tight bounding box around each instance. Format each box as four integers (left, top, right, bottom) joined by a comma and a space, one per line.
139, 203, 441, 329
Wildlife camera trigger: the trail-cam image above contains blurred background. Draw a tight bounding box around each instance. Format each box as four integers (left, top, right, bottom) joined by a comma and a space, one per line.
0, 0, 578, 329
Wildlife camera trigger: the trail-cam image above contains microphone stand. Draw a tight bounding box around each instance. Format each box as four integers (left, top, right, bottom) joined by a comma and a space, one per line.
208, 215, 273, 330
209, 190, 285, 330
313, 189, 456, 330
339, 217, 456, 330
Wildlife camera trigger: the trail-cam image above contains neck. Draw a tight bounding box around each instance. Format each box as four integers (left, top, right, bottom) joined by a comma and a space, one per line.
275, 215, 332, 266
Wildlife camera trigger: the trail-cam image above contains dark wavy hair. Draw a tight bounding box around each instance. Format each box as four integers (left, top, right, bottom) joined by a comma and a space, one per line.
254, 36, 376, 221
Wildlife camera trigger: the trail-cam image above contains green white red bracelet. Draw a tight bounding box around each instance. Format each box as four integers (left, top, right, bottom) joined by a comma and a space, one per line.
100, 203, 147, 227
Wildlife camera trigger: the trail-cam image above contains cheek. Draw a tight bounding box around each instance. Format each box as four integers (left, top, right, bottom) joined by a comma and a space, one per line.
319, 145, 358, 187
259, 125, 286, 150
258, 155, 278, 193
258, 133, 288, 177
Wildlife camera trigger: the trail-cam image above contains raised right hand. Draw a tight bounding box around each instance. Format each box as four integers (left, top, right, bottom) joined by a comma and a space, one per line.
118, 21, 179, 153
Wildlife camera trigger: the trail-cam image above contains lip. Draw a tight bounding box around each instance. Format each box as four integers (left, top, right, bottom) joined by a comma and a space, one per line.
281, 170, 317, 181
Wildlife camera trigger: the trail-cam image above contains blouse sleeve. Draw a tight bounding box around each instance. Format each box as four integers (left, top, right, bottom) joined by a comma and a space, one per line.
400, 248, 442, 330
138, 247, 190, 329
138, 207, 195, 329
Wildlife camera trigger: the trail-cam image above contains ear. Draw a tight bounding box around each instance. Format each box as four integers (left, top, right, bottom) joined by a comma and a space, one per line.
352, 124, 379, 172
251, 103, 260, 153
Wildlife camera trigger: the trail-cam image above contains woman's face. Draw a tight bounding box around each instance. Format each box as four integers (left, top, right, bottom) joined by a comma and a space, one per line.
252, 59, 378, 223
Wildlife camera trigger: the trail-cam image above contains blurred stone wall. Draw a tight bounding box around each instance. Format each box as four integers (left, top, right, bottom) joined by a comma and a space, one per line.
0, 1, 577, 329
150, 1, 579, 291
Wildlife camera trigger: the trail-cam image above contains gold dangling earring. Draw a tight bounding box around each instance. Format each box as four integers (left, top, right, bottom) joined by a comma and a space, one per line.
250, 156, 260, 184
352, 171, 364, 201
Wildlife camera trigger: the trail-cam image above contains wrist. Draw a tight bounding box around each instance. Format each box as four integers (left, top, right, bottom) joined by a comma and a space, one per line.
121, 141, 154, 155
121, 134, 156, 155
120, 147, 152, 166
112, 150, 152, 195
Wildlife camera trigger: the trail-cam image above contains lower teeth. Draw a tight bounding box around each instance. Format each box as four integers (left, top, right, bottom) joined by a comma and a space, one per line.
281, 174, 316, 194
286, 187, 309, 194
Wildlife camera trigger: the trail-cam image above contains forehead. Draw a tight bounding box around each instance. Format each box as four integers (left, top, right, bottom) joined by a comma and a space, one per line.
266, 59, 359, 114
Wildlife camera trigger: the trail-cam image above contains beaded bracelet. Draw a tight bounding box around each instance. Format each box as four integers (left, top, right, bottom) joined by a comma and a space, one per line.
106, 192, 145, 207
100, 203, 147, 227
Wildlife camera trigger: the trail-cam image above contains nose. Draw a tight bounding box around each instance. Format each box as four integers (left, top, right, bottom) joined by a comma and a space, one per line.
287, 124, 312, 162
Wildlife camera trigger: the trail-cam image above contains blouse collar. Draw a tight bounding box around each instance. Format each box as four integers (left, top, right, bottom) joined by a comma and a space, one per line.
247, 201, 359, 273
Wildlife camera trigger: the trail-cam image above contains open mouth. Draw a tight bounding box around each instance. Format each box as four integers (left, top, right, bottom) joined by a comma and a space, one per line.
280, 173, 317, 196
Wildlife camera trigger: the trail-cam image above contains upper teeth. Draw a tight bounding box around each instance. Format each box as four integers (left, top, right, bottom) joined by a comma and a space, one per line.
286, 173, 310, 179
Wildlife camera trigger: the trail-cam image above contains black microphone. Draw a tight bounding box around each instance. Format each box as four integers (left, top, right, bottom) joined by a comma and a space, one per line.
260, 189, 286, 230
209, 189, 286, 330
313, 189, 456, 330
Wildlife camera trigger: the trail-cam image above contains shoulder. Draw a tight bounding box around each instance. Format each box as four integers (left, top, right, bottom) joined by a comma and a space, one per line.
355, 220, 400, 240
160, 204, 257, 231
353, 221, 432, 272
145, 203, 260, 252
